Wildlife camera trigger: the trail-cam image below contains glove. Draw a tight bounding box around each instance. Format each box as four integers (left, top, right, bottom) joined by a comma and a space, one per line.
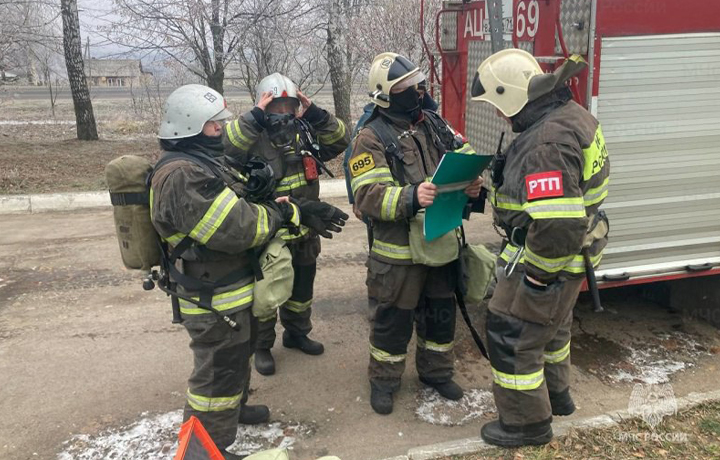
296, 199, 349, 238
275, 201, 301, 235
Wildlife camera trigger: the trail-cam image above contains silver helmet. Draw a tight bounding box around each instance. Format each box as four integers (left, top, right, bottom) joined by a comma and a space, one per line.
157, 84, 232, 139
255, 73, 299, 104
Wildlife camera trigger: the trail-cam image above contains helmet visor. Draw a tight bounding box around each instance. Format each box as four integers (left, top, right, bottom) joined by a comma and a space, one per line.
392, 71, 426, 94
210, 107, 233, 121
470, 71, 486, 98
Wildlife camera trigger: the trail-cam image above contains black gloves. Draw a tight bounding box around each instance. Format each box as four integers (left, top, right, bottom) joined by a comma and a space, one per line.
296, 199, 349, 238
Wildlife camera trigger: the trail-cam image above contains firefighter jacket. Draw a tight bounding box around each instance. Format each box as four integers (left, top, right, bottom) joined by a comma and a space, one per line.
150, 150, 299, 319
491, 88, 610, 284
223, 103, 349, 243
349, 109, 475, 265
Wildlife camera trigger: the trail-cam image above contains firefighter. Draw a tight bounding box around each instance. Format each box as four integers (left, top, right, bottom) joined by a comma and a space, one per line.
349, 52, 482, 415
151, 84, 348, 458
223, 73, 351, 376
469, 50, 610, 446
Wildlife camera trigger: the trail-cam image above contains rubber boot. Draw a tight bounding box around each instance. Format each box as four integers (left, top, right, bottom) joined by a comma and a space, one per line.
480, 419, 553, 447
282, 331, 324, 355
419, 377, 464, 401
549, 388, 576, 416
370, 383, 394, 415
238, 404, 270, 424
254, 349, 275, 376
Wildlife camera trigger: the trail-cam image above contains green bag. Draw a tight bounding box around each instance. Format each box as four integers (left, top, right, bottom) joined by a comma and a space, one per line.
462, 243, 496, 304
252, 238, 294, 319
408, 211, 460, 267
244, 448, 340, 460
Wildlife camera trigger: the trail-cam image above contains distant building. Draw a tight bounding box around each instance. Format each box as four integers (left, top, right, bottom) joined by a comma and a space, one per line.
85, 59, 152, 87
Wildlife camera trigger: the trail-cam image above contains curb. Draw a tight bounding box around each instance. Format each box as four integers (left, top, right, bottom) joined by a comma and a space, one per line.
380, 389, 720, 460
0, 179, 349, 215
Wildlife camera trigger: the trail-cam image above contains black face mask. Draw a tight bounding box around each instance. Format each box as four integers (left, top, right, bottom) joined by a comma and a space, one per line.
389, 87, 422, 122
266, 112, 297, 147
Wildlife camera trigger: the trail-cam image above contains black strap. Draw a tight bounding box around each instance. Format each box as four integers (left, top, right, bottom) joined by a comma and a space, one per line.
456, 287, 489, 360
365, 117, 405, 184
110, 192, 149, 206
423, 110, 459, 151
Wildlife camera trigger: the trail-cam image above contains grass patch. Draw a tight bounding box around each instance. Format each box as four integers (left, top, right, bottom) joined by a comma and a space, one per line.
448, 402, 720, 460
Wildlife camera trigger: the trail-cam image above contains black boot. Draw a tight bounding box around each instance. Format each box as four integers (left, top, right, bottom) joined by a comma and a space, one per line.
219, 450, 245, 460
282, 331, 324, 355
549, 388, 576, 416
419, 377, 464, 401
480, 419, 553, 447
254, 349, 275, 376
370, 384, 394, 415
238, 404, 270, 424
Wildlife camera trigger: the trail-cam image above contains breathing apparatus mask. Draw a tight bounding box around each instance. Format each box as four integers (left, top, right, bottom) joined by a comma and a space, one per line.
266, 112, 297, 147
389, 86, 422, 122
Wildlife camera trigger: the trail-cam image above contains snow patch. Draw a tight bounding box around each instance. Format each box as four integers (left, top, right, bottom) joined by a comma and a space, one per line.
416, 388, 495, 426
57, 411, 315, 459
0, 120, 75, 125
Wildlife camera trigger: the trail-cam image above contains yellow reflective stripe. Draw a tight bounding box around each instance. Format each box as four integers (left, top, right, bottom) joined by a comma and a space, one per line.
165, 232, 186, 245
178, 281, 254, 315
582, 125, 609, 181
318, 119, 346, 145
289, 203, 301, 227
417, 337, 454, 352
500, 244, 524, 264
188, 188, 238, 244
524, 246, 603, 274
492, 367, 544, 390
277, 225, 311, 241
226, 120, 252, 150
544, 341, 571, 364
584, 177, 609, 206
276, 173, 308, 192
456, 143, 477, 155
350, 167, 395, 194
380, 186, 402, 220
251, 204, 270, 247
285, 299, 312, 313
370, 344, 406, 363
149, 188, 154, 214
186, 389, 243, 412
371, 239, 412, 260
495, 194, 586, 219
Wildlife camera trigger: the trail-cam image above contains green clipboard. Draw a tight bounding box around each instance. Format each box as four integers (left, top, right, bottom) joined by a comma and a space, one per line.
424, 152, 493, 241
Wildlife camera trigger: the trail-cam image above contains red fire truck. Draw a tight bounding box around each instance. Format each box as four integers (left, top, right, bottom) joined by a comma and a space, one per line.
425, 0, 720, 308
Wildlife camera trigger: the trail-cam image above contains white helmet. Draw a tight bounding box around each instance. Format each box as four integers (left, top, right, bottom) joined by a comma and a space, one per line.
255, 73, 299, 104
470, 49, 543, 117
368, 52, 426, 108
158, 84, 232, 139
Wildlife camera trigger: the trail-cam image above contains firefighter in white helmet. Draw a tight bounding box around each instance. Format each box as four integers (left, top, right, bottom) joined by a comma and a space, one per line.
223, 73, 351, 376
151, 84, 347, 458
470, 49, 610, 446
349, 52, 483, 414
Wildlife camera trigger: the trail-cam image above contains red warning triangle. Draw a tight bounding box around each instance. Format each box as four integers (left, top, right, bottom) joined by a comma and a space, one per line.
174, 416, 226, 460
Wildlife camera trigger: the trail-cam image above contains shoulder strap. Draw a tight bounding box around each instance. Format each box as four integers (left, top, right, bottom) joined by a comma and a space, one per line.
422, 110, 462, 151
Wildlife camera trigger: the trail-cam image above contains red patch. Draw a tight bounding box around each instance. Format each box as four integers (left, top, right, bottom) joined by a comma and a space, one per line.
525, 171, 564, 200
281, 90, 288, 97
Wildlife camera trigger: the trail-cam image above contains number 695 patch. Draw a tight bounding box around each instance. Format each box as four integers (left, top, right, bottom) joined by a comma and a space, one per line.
350, 152, 375, 177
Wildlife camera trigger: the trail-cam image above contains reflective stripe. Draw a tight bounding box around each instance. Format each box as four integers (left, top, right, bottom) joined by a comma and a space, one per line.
584, 177, 609, 206
492, 367, 545, 391
178, 281, 254, 315
456, 143, 477, 155
285, 299, 312, 313
289, 203, 301, 227
165, 233, 186, 245
371, 239, 412, 260
189, 188, 238, 244
251, 204, 270, 247
276, 173, 308, 192
582, 125, 609, 181
417, 337, 454, 353
277, 225, 311, 241
226, 120, 253, 150
350, 167, 395, 194
380, 186, 402, 220
502, 244, 602, 274
370, 344, 406, 363
544, 341, 571, 364
318, 119, 346, 145
495, 194, 586, 220
186, 389, 243, 412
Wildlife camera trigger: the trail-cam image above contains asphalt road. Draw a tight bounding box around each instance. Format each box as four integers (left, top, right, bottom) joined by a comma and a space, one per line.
1, 201, 719, 460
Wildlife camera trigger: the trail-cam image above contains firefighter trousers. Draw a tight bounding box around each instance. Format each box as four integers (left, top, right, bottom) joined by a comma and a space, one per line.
367, 259, 458, 392
257, 237, 319, 349
486, 266, 582, 428
183, 308, 257, 451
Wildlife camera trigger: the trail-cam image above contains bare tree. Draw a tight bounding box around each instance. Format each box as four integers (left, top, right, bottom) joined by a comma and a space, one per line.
61, 0, 98, 140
